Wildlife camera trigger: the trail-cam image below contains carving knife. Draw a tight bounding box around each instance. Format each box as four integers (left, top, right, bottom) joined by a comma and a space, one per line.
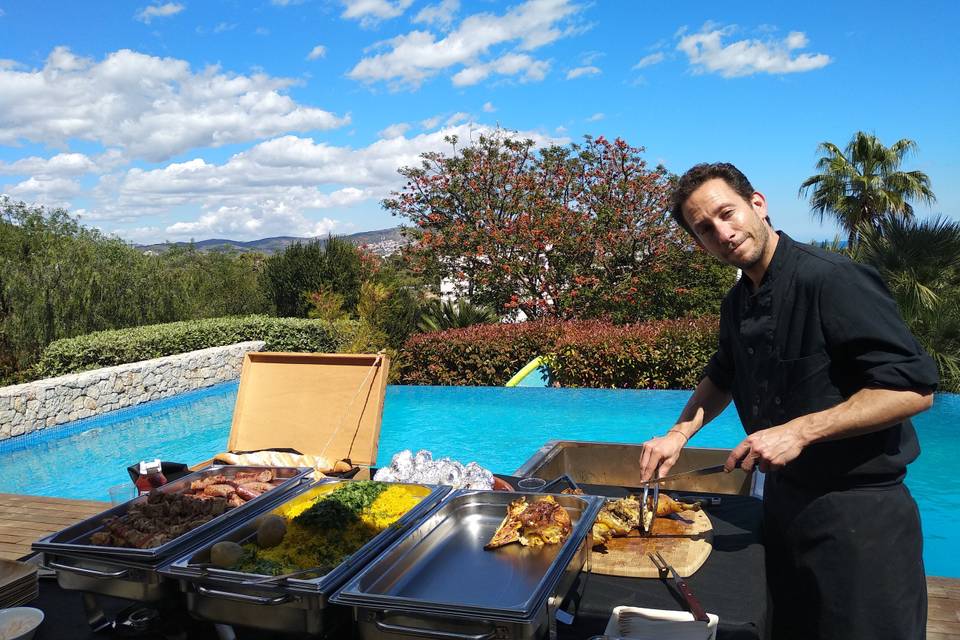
647, 464, 729, 485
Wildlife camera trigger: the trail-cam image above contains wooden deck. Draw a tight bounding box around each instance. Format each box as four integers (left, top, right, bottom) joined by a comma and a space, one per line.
1, 493, 958, 638
0, 493, 108, 560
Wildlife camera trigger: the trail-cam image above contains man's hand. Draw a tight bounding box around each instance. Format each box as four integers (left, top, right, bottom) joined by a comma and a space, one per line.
639, 431, 687, 482
724, 423, 807, 473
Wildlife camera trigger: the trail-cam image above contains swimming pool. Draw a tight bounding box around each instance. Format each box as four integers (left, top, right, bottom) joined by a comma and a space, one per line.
1, 383, 957, 577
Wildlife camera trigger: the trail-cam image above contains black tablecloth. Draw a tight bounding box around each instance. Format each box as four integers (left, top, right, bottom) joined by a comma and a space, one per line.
539, 480, 769, 640
27, 481, 768, 640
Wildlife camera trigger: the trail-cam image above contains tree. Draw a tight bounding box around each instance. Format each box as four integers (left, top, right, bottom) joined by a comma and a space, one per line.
799, 132, 936, 249
418, 299, 498, 332
385, 132, 720, 322
854, 216, 960, 389
260, 236, 362, 317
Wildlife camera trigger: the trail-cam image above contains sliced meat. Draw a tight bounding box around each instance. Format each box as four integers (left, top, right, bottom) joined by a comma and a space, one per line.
238, 482, 274, 494
203, 484, 236, 498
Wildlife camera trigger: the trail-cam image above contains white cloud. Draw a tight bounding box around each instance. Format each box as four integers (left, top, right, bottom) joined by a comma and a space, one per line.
586, 112, 604, 122
255, 26, 270, 36
0, 153, 97, 177
271, 0, 305, 5
677, 24, 832, 77
135, 3, 184, 24
482, 101, 496, 113
413, 0, 459, 30
452, 53, 549, 87
91, 124, 565, 240
213, 22, 236, 33
445, 112, 470, 126
307, 44, 327, 60
348, 0, 581, 88
0, 46, 349, 162
566, 65, 599, 79
341, 0, 413, 27
4, 176, 82, 207
378, 122, 410, 138
633, 52, 664, 69
420, 114, 443, 129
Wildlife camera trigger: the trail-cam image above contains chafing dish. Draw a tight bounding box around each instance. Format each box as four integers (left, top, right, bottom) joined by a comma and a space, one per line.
515, 440, 757, 496
331, 490, 604, 640
33, 465, 312, 602
163, 480, 450, 636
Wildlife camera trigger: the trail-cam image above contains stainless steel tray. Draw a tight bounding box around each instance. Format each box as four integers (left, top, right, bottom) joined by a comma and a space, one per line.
162, 480, 451, 636
332, 490, 604, 619
33, 465, 313, 563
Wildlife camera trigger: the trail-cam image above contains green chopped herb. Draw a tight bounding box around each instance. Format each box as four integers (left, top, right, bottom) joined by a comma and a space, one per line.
291, 481, 387, 531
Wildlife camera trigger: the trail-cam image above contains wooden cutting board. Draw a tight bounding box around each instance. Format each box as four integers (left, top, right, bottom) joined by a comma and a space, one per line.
589, 509, 712, 578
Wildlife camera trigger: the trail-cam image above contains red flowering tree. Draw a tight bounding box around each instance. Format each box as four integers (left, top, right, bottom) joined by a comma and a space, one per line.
384, 132, 729, 321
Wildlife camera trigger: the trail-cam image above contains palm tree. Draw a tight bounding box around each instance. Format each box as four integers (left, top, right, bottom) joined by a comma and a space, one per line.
417, 299, 498, 332
799, 132, 936, 249
855, 216, 960, 389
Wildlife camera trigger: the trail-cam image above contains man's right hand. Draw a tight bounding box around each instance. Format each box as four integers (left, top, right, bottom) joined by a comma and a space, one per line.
639, 430, 687, 482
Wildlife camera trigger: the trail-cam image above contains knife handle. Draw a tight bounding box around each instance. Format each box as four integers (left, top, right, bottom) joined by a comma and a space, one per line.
674, 576, 710, 623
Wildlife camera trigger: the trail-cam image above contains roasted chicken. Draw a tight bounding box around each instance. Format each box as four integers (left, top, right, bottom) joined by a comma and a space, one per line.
591, 494, 701, 547
485, 496, 572, 550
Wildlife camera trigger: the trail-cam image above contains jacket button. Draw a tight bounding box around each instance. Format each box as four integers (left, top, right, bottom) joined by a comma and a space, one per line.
774, 396, 781, 405
752, 405, 759, 416
747, 347, 755, 355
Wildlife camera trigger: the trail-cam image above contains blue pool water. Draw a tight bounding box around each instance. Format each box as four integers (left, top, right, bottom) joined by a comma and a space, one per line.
1, 383, 957, 577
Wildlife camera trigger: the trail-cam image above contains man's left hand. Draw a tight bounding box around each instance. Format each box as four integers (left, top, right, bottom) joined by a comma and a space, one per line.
725, 422, 806, 473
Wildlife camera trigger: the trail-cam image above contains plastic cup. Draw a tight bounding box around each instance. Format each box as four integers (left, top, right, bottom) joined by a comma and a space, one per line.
517, 477, 547, 492
108, 483, 138, 505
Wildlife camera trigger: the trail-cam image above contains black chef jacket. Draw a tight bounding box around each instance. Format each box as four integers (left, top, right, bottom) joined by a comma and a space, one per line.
703, 232, 939, 490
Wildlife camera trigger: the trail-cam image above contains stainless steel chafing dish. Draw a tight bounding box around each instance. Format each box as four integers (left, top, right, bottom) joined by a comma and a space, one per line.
162, 479, 451, 637
331, 489, 605, 640
32, 465, 312, 603
516, 440, 758, 496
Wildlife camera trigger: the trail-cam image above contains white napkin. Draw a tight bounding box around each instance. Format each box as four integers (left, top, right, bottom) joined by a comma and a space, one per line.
603, 605, 719, 640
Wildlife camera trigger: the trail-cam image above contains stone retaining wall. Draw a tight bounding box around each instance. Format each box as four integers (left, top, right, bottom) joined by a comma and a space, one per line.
0, 341, 265, 441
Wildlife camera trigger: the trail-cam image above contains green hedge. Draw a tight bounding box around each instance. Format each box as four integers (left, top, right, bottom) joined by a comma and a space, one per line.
35, 315, 359, 378
398, 317, 719, 389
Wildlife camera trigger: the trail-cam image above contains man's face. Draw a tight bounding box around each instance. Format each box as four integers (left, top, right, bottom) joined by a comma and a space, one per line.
681, 178, 773, 272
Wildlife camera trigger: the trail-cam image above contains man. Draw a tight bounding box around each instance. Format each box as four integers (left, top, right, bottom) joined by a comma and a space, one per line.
640, 163, 938, 640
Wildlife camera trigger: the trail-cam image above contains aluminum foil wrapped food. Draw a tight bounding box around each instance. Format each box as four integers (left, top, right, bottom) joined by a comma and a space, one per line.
374, 449, 494, 489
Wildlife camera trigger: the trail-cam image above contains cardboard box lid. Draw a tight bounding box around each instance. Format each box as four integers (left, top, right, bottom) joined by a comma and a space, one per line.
228, 352, 390, 467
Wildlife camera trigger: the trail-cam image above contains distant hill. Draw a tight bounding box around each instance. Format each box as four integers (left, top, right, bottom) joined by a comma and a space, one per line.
137, 227, 407, 256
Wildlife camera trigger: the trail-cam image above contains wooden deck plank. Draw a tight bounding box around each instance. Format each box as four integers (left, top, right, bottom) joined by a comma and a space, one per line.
0, 493, 107, 560
0, 491, 958, 638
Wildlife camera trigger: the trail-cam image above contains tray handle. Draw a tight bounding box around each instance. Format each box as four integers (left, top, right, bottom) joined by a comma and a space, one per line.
194, 584, 293, 606
374, 613, 497, 640
47, 560, 130, 579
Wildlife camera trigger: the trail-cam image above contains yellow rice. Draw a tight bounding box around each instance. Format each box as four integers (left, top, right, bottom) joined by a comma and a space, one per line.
237, 484, 428, 575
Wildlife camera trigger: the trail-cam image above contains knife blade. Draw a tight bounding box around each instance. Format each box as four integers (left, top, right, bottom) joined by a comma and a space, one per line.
647, 463, 728, 485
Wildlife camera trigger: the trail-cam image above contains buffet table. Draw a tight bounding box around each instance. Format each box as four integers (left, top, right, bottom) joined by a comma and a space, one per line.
28, 480, 768, 640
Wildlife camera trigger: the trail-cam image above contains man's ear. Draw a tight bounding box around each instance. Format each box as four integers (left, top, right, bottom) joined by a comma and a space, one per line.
751, 191, 768, 221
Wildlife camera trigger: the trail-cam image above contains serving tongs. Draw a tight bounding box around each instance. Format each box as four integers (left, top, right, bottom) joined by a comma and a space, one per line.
187, 562, 329, 584
639, 479, 660, 536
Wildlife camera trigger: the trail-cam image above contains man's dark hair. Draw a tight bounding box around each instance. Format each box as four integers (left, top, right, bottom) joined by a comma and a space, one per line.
670, 163, 757, 235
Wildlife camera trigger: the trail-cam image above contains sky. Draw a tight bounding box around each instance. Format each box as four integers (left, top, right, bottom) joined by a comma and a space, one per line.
0, 0, 957, 245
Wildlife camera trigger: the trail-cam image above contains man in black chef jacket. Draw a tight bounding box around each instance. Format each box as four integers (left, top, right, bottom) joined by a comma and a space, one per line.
639, 162, 938, 640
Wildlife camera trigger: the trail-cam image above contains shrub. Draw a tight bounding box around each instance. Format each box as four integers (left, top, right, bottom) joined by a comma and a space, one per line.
34, 315, 359, 378
398, 317, 718, 389
399, 321, 562, 386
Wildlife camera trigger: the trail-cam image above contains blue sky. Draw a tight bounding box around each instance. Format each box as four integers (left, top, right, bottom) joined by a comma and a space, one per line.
0, 0, 957, 244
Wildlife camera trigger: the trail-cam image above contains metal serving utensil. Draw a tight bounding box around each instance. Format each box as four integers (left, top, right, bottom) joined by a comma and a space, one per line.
639, 466, 660, 535
648, 551, 709, 622
241, 566, 330, 585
